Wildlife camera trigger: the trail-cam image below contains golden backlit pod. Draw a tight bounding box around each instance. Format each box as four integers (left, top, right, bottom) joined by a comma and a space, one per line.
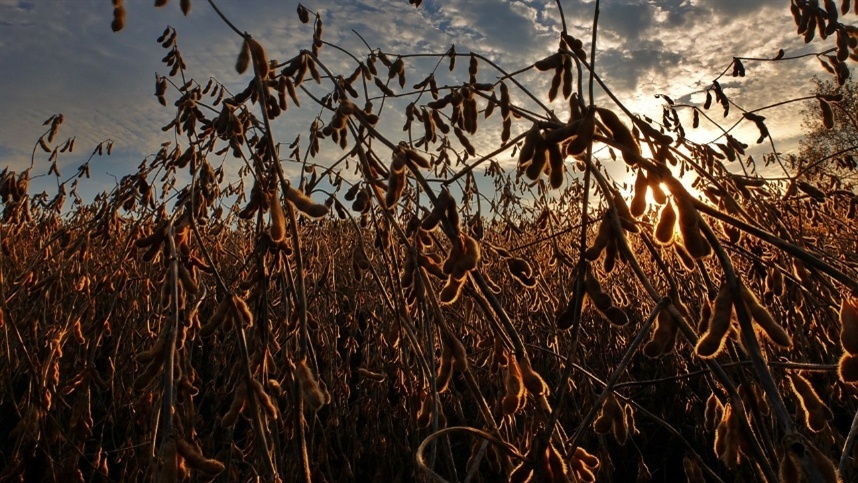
439, 276, 465, 305
175, 438, 225, 476
765, 266, 785, 297
584, 218, 613, 261
296, 358, 330, 411
250, 378, 278, 419
135, 326, 169, 364
507, 257, 537, 288
502, 356, 526, 416
232, 295, 253, 328
654, 200, 676, 245
416, 393, 435, 428
447, 333, 470, 372
739, 283, 792, 348
435, 341, 454, 393
787, 373, 832, 432
673, 193, 711, 259
356, 368, 386, 382
683, 456, 705, 483
570, 447, 600, 483
643, 305, 679, 358
839, 353, 858, 384
593, 394, 622, 434
508, 460, 533, 483
200, 298, 232, 337
177, 263, 199, 295
704, 393, 723, 434
840, 296, 858, 354
546, 442, 569, 482
285, 185, 329, 219
222, 382, 247, 427
696, 282, 734, 358
630, 169, 648, 218
713, 403, 740, 468
612, 190, 639, 233
517, 355, 548, 396
777, 434, 839, 483
442, 234, 481, 280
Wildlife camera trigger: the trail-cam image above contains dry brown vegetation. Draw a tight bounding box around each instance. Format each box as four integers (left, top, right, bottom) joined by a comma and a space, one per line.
1, 1, 858, 482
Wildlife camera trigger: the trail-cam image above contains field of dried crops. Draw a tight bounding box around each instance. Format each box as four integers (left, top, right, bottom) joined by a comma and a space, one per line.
1, 1, 858, 482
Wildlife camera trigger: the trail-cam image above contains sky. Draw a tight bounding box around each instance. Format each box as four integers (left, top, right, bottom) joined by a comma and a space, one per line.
0, 0, 844, 205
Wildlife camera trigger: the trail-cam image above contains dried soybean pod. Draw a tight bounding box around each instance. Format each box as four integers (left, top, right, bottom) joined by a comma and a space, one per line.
517, 355, 549, 396
269, 191, 286, 243
683, 456, 705, 483
232, 295, 253, 328
435, 341, 454, 393
534, 52, 562, 71
247, 38, 269, 78
416, 393, 434, 428
524, 137, 548, 181
570, 447, 600, 482
385, 154, 406, 209
446, 333, 470, 372
674, 193, 711, 259
766, 266, 785, 297
222, 382, 247, 427
841, 296, 858, 354
654, 199, 677, 245
136, 326, 169, 364
787, 373, 832, 432
630, 169, 648, 218
584, 218, 613, 260
296, 358, 329, 411
603, 306, 629, 327
236, 39, 251, 74
518, 124, 540, 168
200, 297, 232, 337
546, 442, 569, 481
839, 353, 858, 383
502, 356, 526, 416
439, 276, 465, 305
704, 393, 723, 433
547, 141, 565, 189
593, 395, 621, 433
643, 306, 679, 358
596, 107, 641, 165
175, 438, 225, 476
111, 4, 126, 32
696, 282, 734, 358
250, 378, 278, 419
285, 185, 329, 219
739, 283, 792, 348
778, 435, 839, 483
